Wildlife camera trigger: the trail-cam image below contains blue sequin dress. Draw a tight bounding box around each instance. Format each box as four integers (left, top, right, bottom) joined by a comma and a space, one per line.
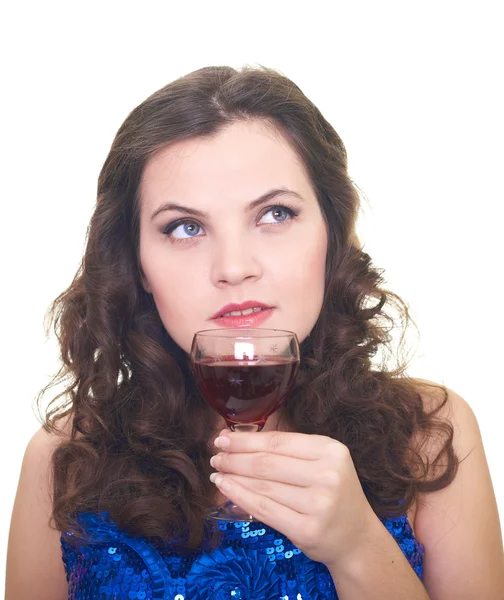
60, 508, 424, 599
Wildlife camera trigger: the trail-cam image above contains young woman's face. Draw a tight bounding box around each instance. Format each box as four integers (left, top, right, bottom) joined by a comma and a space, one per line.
138, 120, 328, 354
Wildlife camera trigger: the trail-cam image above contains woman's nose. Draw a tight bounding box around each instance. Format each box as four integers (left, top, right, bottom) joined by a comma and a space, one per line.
210, 234, 263, 288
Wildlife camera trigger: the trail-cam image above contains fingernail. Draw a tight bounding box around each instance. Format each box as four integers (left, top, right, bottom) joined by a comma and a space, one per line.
210, 473, 223, 486
214, 436, 230, 449
210, 455, 221, 468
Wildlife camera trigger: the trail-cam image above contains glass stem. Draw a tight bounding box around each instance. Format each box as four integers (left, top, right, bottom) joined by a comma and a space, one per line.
230, 424, 263, 432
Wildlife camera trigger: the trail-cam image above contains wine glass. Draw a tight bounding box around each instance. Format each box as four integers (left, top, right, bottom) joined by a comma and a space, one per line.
190, 328, 300, 522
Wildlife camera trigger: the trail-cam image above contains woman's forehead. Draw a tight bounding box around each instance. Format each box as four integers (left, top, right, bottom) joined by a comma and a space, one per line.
138, 121, 311, 214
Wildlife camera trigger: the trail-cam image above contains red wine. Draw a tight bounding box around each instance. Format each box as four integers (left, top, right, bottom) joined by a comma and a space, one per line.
193, 357, 298, 430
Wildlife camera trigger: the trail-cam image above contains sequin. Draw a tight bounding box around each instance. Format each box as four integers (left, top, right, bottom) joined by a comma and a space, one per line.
61, 510, 424, 599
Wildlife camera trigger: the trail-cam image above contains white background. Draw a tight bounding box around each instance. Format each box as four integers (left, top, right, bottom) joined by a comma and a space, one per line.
1, 1, 503, 593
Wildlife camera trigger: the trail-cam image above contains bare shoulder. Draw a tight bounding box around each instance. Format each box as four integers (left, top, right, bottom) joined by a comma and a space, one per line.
27, 412, 74, 452
411, 378, 504, 598
6, 413, 74, 600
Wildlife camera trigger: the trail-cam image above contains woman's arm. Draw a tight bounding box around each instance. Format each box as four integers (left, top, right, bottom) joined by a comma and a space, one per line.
328, 385, 504, 599
6, 426, 69, 600
415, 385, 504, 599
326, 512, 429, 599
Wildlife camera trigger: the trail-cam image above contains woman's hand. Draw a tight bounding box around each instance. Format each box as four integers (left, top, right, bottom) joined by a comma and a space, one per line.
210, 429, 378, 569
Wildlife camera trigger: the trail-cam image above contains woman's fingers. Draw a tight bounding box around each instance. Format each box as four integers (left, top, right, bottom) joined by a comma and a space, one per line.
218, 473, 330, 516
211, 451, 314, 487
212, 473, 304, 534
215, 429, 340, 460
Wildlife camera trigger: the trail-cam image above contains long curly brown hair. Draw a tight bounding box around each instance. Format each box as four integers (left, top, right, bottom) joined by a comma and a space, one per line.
37, 65, 458, 551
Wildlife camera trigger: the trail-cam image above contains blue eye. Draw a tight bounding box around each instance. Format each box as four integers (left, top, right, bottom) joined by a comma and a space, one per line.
164, 221, 203, 239
258, 206, 296, 225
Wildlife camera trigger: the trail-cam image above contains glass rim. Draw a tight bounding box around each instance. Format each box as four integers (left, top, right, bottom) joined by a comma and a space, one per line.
193, 328, 297, 339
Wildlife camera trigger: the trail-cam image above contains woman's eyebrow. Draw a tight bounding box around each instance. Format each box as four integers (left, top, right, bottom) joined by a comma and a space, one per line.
150, 187, 304, 222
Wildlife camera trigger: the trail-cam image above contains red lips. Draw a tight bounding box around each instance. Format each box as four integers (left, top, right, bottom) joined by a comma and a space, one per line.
210, 301, 273, 320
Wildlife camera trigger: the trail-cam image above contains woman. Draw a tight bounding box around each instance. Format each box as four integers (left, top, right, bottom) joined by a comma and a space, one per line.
6, 65, 503, 599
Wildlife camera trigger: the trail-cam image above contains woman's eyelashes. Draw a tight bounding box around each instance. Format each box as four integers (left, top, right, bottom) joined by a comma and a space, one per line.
162, 204, 300, 244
